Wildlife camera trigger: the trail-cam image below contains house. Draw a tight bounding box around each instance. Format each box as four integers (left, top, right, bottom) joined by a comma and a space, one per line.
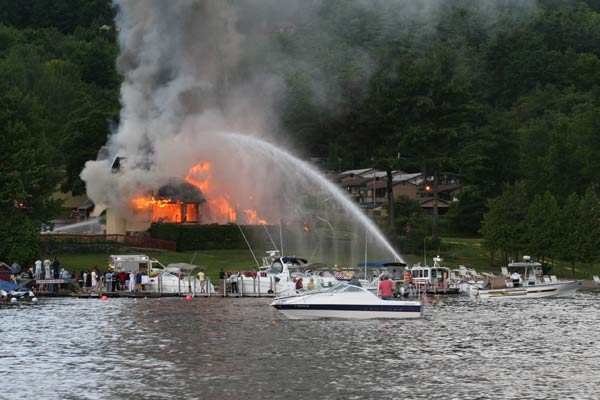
418, 197, 451, 215
392, 172, 422, 201
336, 168, 459, 214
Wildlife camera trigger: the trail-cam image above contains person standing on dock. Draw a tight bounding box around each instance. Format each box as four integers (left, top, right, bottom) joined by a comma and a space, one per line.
43, 258, 51, 279
219, 269, 226, 294
10, 260, 21, 283
197, 270, 206, 293
230, 272, 240, 294
50, 257, 60, 292
34, 259, 42, 279
135, 271, 142, 292
105, 271, 113, 292
379, 276, 394, 300
118, 270, 127, 291
128, 272, 135, 292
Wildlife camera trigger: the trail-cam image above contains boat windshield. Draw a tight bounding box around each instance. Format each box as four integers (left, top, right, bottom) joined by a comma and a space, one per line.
267, 261, 283, 274
325, 283, 366, 293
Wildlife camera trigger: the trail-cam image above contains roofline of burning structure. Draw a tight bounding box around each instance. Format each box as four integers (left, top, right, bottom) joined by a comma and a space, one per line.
157, 179, 206, 204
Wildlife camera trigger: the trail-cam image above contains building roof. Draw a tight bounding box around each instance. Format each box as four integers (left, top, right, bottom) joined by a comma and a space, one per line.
338, 168, 373, 178
157, 179, 206, 203
361, 170, 388, 179
77, 199, 95, 211
393, 173, 422, 183
418, 197, 450, 208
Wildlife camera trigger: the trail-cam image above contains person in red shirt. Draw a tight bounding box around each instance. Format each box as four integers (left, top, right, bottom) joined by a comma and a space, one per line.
378, 276, 394, 300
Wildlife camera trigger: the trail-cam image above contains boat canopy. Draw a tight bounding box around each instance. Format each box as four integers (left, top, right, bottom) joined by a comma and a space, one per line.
281, 257, 308, 265
0, 280, 29, 292
507, 261, 542, 268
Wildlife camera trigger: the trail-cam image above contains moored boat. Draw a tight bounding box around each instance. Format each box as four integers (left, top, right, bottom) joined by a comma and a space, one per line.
270, 282, 422, 319
472, 256, 582, 300
0, 280, 38, 302
410, 256, 464, 295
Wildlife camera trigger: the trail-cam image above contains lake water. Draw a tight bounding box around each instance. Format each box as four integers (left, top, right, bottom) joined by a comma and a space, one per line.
2, 291, 600, 399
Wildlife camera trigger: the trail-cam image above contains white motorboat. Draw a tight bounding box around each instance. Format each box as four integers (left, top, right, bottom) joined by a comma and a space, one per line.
239, 252, 338, 296
270, 282, 422, 319
472, 256, 582, 300
147, 270, 213, 294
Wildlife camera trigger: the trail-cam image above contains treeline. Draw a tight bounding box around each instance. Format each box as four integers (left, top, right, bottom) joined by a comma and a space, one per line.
276, 0, 600, 237
3, 0, 600, 263
0, 0, 118, 261
482, 182, 600, 276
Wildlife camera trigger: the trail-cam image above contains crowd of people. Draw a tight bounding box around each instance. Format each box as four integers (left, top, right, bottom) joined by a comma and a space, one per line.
8, 258, 153, 293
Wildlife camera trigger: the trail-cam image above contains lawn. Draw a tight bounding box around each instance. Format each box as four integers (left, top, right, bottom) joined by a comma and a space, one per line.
49, 237, 596, 280
52, 249, 256, 281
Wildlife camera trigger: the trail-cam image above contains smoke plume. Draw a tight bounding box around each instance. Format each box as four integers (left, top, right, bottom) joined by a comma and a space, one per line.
81, 0, 538, 261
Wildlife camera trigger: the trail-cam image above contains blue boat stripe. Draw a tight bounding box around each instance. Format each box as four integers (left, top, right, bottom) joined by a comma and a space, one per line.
273, 304, 421, 312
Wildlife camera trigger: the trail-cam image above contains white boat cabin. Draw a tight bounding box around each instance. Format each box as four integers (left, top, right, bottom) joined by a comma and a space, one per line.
504, 256, 543, 287
410, 256, 452, 288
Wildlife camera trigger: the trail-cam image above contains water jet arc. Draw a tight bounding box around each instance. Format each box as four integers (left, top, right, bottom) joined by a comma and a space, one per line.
226, 132, 403, 263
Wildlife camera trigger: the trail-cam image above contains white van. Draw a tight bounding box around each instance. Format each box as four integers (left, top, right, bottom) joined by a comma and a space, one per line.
108, 255, 167, 275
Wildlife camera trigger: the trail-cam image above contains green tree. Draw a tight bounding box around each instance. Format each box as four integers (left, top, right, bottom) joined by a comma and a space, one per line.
0, 88, 61, 263
393, 196, 428, 254
524, 192, 560, 265
558, 192, 582, 277
401, 43, 477, 245
481, 182, 529, 265
578, 188, 600, 277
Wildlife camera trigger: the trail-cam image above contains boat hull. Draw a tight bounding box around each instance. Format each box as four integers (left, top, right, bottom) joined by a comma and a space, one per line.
473, 281, 582, 300
272, 303, 422, 319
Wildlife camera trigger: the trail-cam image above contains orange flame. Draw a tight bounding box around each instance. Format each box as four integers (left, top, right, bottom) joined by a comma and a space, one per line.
244, 209, 268, 225
132, 196, 174, 209
131, 161, 269, 225
131, 196, 183, 222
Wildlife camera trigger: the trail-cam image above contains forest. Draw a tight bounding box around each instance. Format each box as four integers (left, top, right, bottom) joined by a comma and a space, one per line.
2, 0, 600, 265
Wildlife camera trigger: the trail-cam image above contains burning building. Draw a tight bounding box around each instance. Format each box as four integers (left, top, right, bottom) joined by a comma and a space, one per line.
100, 157, 267, 235
132, 179, 205, 224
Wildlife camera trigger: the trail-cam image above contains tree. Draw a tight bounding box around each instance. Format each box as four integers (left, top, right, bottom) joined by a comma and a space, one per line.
393, 196, 428, 254
401, 43, 477, 245
0, 87, 61, 263
577, 188, 600, 277
524, 192, 560, 265
481, 182, 529, 265
558, 192, 582, 277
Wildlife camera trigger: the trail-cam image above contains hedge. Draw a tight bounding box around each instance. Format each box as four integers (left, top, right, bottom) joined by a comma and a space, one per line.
148, 223, 271, 251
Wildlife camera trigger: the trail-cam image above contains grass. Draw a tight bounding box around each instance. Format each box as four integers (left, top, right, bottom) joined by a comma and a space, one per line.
53, 249, 256, 281
423, 237, 596, 279
49, 237, 598, 280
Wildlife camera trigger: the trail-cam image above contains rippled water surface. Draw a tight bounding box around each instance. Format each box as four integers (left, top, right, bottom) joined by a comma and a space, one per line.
2, 292, 600, 399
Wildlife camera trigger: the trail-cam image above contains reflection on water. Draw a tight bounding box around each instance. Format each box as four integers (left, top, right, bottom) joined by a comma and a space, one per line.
2, 292, 600, 399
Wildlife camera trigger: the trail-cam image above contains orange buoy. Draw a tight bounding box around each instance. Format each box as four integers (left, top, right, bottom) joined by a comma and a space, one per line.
185, 295, 192, 301
101, 295, 108, 301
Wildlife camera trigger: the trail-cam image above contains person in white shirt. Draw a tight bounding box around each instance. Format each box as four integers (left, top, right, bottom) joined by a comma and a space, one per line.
511, 271, 521, 288
129, 272, 136, 292
34, 259, 42, 279
43, 259, 51, 279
